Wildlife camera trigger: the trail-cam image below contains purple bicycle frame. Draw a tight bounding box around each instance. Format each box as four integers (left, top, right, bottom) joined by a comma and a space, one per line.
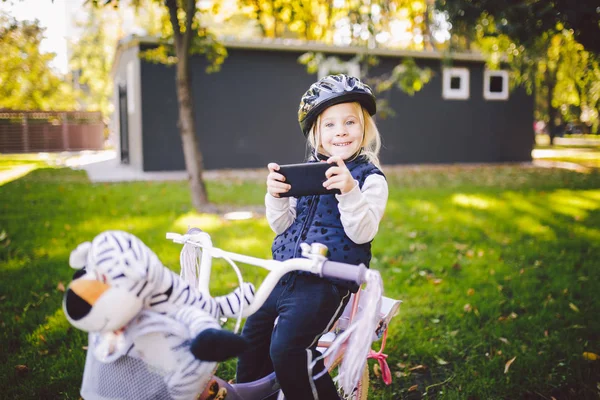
198, 372, 280, 400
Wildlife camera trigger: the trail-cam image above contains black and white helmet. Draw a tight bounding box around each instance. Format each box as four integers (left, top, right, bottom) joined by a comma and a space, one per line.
298, 74, 376, 137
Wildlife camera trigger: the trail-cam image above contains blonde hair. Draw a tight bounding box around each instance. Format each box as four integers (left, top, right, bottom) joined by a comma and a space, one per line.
306, 102, 382, 169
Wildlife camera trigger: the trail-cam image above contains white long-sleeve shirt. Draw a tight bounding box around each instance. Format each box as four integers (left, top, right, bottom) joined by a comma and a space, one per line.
265, 174, 388, 244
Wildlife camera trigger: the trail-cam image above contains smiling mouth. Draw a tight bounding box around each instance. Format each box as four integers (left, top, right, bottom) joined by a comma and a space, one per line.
334, 142, 352, 147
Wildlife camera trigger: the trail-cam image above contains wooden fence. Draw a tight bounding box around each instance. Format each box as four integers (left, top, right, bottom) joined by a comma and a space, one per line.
0, 111, 104, 153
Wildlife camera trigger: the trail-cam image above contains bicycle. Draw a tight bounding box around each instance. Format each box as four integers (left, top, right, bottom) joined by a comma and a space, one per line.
70, 228, 401, 400
171, 228, 401, 400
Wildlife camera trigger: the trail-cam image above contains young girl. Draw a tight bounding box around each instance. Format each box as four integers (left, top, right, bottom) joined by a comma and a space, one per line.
236, 74, 388, 400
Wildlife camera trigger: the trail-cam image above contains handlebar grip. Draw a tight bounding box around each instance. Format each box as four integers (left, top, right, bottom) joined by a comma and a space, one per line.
321, 261, 367, 285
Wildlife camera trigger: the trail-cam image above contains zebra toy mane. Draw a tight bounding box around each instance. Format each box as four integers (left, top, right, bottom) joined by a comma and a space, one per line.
63, 230, 252, 400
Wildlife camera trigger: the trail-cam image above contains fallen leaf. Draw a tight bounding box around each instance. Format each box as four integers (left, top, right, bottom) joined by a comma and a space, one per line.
436, 357, 449, 365
582, 352, 599, 361
467, 288, 475, 296
489, 269, 496, 275
432, 278, 443, 285
520, 268, 525, 275
57, 282, 65, 292
452, 263, 462, 271
409, 365, 427, 372
373, 363, 381, 377
408, 384, 419, 392
454, 243, 468, 251
544, 330, 549, 337
509, 312, 518, 319
464, 304, 472, 313
449, 330, 459, 337
39, 334, 47, 344
504, 356, 517, 374
569, 303, 580, 313
394, 371, 408, 378
396, 362, 406, 368
466, 250, 474, 258
499, 337, 509, 344
82, 346, 88, 350
38, 349, 49, 356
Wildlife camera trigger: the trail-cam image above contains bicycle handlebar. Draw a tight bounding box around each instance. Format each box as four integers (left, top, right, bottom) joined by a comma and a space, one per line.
322, 260, 367, 284
166, 231, 370, 317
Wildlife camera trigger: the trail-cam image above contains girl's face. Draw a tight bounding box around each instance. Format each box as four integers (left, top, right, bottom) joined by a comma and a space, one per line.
317, 102, 363, 160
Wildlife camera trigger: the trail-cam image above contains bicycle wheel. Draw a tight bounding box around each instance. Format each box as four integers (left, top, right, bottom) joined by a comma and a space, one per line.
327, 354, 369, 400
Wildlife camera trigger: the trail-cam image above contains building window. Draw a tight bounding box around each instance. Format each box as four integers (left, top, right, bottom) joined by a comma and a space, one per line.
442, 67, 469, 100
484, 70, 509, 100
318, 57, 360, 79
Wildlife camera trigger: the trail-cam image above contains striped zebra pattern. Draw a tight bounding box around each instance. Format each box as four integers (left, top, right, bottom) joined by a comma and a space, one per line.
69, 230, 255, 400
84, 230, 255, 319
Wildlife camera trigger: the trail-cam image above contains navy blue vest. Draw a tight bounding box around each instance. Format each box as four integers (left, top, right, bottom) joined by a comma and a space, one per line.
271, 156, 385, 292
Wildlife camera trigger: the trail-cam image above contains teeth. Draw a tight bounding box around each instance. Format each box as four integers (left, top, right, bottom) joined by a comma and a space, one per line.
334, 142, 351, 146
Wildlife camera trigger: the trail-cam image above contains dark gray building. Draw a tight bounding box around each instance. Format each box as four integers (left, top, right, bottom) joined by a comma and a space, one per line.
111, 35, 534, 172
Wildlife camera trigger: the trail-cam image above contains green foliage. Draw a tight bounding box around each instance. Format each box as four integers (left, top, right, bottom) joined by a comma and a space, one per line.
68, 5, 117, 121
435, 0, 600, 54
1, 157, 600, 398
0, 13, 76, 111
290, 1, 433, 104
435, 2, 600, 134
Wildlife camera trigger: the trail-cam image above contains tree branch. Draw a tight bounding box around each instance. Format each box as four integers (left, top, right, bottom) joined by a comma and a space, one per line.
182, 0, 195, 54
165, 0, 182, 51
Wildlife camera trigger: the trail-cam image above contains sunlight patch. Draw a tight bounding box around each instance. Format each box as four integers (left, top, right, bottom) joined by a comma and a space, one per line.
515, 216, 556, 240
0, 164, 38, 186
548, 190, 600, 211
174, 213, 224, 232
223, 211, 255, 220
221, 236, 264, 254
408, 200, 440, 213
27, 308, 72, 348
452, 194, 498, 210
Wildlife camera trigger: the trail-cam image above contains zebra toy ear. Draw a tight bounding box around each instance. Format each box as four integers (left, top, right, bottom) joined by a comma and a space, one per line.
69, 241, 91, 270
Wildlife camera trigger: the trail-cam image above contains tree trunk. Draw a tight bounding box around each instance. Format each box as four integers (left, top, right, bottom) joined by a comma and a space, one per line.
166, 0, 210, 212
175, 47, 210, 211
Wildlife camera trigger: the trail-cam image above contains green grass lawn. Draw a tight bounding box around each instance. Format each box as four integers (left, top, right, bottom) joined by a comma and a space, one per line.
1, 159, 599, 399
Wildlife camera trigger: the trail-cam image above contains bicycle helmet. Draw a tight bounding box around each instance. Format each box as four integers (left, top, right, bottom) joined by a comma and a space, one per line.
298, 74, 377, 137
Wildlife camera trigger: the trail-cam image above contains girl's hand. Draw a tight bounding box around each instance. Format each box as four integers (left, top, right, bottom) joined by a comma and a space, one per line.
266, 163, 291, 198
323, 156, 356, 194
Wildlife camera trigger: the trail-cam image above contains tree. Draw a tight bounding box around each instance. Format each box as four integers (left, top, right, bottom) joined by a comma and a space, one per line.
0, 12, 76, 110
436, 0, 600, 138
94, 0, 227, 212
69, 5, 118, 122
435, 0, 600, 55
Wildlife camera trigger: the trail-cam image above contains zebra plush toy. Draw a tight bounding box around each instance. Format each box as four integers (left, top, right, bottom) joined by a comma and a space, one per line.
63, 230, 255, 400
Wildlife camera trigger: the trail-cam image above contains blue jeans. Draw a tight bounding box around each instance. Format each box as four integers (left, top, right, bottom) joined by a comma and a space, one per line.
236, 272, 350, 400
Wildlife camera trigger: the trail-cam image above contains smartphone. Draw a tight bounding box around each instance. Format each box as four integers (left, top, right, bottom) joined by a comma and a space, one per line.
278, 162, 340, 198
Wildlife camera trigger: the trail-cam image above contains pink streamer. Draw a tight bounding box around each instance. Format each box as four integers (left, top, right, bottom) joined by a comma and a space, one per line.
367, 329, 392, 385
